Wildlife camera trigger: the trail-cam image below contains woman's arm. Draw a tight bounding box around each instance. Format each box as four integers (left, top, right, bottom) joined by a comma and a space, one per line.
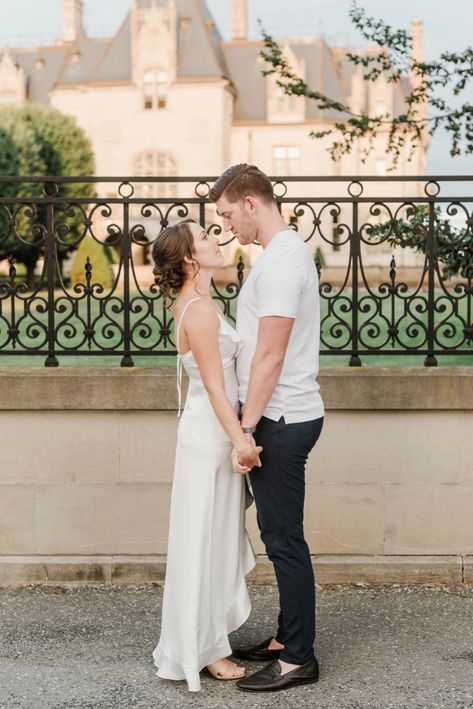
184, 301, 262, 469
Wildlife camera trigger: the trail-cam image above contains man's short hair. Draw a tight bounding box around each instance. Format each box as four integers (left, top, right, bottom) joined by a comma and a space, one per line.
209, 163, 275, 205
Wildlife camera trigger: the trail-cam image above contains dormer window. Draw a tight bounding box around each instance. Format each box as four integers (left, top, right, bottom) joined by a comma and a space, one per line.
143, 69, 168, 111
266, 42, 306, 123
180, 16, 191, 31
275, 85, 299, 114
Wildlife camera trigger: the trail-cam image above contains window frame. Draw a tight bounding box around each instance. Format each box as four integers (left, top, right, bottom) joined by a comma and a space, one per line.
272, 145, 301, 176
142, 68, 169, 111
132, 150, 178, 199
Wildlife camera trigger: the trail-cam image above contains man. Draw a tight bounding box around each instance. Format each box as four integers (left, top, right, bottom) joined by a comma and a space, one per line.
209, 164, 325, 693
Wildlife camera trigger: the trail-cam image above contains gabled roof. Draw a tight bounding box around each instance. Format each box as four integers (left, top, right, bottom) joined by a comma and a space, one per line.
222, 38, 349, 122
334, 48, 409, 116
9, 46, 69, 104
91, 14, 132, 82
57, 37, 110, 85
222, 41, 265, 120
1, 0, 227, 100
291, 39, 346, 120
1, 1, 411, 121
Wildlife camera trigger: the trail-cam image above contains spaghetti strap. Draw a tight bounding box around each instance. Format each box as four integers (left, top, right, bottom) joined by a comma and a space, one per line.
175, 297, 204, 417
175, 297, 204, 356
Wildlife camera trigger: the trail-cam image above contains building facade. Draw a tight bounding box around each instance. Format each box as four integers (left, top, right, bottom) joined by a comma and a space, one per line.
0, 0, 428, 267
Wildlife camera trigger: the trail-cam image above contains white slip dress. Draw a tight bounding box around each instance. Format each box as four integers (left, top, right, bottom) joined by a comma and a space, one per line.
152, 298, 255, 692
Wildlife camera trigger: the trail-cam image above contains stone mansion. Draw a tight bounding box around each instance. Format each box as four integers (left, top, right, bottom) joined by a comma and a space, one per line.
0, 0, 428, 267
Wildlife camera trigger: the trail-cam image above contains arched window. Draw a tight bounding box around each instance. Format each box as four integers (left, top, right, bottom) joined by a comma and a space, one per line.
143, 69, 169, 110
133, 151, 177, 198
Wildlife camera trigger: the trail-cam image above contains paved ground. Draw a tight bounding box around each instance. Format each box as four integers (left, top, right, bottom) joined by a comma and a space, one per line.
1, 584, 473, 709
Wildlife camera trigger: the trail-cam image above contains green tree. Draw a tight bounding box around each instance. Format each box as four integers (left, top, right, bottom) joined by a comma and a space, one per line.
232, 246, 250, 267
260, 2, 473, 167
369, 205, 473, 280
0, 111, 46, 282
69, 235, 113, 290
0, 105, 95, 283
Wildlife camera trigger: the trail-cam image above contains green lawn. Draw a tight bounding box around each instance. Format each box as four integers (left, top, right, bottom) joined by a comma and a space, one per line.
1, 353, 471, 367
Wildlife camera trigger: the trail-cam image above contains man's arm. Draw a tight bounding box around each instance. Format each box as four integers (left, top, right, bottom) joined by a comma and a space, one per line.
240, 315, 294, 430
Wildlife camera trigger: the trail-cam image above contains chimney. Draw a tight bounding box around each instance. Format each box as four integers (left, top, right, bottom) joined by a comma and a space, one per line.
410, 20, 424, 74
410, 20, 427, 127
232, 0, 247, 41
62, 0, 84, 43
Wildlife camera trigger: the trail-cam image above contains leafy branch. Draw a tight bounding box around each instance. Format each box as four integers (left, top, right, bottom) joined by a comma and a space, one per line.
259, 2, 473, 166
369, 205, 473, 280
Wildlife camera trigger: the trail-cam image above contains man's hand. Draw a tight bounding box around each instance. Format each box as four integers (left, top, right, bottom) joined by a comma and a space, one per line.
232, 443, 263, 474
239, 442, 263, 469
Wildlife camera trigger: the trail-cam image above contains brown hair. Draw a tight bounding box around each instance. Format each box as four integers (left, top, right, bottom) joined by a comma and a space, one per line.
151, 219, 198, 298
209, 163, 275, 205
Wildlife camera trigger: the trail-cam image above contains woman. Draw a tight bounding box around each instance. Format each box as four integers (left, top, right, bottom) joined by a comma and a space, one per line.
151, 219, 261, 692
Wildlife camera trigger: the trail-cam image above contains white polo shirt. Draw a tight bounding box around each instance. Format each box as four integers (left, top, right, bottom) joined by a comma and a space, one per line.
236, 229, 324, 424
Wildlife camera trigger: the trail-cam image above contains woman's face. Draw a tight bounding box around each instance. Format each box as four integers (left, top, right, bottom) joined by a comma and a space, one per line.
188, 222, 224, 270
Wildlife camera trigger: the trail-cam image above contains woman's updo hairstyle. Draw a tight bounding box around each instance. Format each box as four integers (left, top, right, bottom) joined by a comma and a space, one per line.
151, 219, 198, 298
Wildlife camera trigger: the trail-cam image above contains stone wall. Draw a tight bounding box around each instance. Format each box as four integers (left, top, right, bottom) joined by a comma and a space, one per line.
1, 366, 472, 586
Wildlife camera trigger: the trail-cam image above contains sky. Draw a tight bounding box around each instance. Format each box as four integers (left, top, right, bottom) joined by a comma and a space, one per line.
0, 0, 472, 175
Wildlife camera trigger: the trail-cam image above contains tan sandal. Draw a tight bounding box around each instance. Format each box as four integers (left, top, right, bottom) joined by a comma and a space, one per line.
205, 658, 246, 681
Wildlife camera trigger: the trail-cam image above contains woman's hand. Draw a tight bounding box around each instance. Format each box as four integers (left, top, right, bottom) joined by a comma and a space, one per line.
231, 448, 250, 474
236, 442, 263, 472
231, 444, 262, 474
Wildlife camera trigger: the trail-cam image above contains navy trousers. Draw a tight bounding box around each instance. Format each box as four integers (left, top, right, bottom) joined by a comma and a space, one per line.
250, 415, 324, 664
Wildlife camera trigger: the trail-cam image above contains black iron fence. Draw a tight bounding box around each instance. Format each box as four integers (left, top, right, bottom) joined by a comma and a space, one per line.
0, 175, 472, 367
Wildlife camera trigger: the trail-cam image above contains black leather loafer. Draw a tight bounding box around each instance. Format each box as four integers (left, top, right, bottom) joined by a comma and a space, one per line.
231, 636, 282, 661
236, 658, 319, 692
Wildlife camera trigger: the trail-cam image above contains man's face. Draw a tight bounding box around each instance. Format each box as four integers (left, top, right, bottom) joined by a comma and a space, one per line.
215, 194, 257, 245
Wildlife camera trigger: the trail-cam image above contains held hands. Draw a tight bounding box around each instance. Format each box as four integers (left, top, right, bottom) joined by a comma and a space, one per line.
232, 439, 263, 475
240, 431, 262, 470
240, 441, 263, 469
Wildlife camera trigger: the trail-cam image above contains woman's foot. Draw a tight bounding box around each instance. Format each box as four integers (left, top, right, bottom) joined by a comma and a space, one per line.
206, 657, 246, 680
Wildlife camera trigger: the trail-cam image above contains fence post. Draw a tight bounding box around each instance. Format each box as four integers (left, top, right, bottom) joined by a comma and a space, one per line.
349, 186, 362, 366
44, 199, 58, 367
120, 188, 134, 367
424, 196, 437, 366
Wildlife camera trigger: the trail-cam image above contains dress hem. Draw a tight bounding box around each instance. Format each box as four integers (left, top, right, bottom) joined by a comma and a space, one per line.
153, 589, 253, 692
153, 549, 256, 692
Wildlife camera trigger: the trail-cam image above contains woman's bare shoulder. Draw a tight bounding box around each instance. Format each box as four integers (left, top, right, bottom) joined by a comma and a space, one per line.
174, 297, 220, 328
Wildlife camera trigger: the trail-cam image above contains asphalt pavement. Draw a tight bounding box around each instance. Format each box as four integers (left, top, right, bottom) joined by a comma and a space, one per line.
1, 584, 473, 709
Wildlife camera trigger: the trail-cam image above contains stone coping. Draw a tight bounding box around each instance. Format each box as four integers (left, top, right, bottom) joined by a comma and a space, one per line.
0, 554, 468, 587
0, 366, 472, 410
